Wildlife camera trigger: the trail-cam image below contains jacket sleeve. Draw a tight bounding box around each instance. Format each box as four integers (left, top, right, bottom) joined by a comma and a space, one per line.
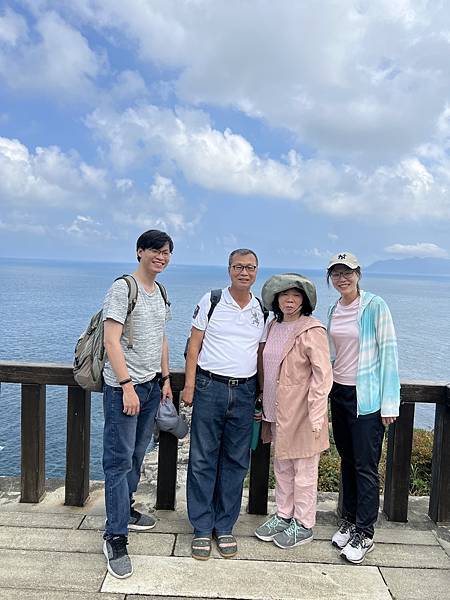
374, 298, 401, 417
303, 327, 333, 430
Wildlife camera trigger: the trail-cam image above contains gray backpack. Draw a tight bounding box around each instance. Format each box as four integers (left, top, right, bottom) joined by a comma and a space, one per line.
73, 275, 139, 392
73, 275, 170, 392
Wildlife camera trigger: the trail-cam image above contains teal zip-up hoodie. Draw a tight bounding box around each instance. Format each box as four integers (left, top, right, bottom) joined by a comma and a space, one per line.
327, 290, 400, 417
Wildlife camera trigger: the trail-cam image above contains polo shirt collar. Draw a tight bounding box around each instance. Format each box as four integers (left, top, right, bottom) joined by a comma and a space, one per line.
223, 286, 257, 310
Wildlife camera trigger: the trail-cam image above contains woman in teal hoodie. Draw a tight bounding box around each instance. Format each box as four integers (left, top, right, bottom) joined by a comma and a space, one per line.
326, 252, 400, 564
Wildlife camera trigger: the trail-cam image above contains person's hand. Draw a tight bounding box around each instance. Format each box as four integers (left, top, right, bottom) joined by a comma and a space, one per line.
122, 384, 140, 416
182, 385, 194, 406
382, 416, 397, 427
161, 379, 173, 402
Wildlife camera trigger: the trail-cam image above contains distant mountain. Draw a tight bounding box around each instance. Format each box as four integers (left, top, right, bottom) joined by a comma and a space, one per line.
366, 257, 450, 275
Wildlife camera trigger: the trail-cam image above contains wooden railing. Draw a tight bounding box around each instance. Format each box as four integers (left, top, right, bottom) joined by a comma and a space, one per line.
0, 361, 449, 523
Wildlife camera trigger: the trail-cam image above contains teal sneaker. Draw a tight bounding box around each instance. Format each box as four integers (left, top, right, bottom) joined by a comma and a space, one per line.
272, 519, 313, 549
255, 514, 291, 541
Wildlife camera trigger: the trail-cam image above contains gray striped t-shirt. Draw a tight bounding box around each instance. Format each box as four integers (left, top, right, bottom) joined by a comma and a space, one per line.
102, 278, 170, 387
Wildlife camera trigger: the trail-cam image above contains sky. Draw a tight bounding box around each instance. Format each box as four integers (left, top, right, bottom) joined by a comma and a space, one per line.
1, 0, 450, 268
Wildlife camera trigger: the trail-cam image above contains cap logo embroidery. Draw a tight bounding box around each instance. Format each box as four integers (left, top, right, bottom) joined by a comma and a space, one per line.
338, 253, 346, 259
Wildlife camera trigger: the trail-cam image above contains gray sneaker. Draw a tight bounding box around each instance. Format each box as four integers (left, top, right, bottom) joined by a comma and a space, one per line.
103, 535, 133, 579
272, 519, 313, 549
255, 514, 291, 541
128, 508, 157, 531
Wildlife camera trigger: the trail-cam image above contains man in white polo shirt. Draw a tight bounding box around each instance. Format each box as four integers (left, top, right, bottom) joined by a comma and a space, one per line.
183, 248, 265, 560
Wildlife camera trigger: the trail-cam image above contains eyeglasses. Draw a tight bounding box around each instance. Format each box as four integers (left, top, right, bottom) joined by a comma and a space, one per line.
330, 270, 355, 280
146, 248, 171, 258
230, 264, 257, 273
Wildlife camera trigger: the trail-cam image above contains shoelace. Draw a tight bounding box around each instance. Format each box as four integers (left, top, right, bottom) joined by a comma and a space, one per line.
284, 520, 300, 539
110, 536, 128, 558
338, 519, 353, 534
267, 515, 286, 531
349, 531, 364, 548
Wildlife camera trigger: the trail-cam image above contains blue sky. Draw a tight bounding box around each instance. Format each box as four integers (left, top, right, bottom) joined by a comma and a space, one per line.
1, 0, 450, 267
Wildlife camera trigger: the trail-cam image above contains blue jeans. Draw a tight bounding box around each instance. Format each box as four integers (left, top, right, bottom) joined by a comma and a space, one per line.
103, 380, 160, 537
187, 372, 256, 537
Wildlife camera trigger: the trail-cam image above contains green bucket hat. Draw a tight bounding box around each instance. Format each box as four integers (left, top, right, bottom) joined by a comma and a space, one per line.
261, 273, 317, 312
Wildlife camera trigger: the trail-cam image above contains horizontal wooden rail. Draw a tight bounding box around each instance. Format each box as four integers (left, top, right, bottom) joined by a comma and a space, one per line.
0, 361, 449, 523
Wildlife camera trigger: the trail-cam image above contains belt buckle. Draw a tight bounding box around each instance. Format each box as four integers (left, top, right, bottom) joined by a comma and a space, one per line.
229, 378, 239, 387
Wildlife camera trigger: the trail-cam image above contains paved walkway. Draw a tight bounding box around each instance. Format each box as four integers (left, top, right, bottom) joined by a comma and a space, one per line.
0, 477, 448, 599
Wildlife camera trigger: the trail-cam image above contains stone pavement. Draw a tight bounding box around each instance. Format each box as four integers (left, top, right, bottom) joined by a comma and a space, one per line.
0, 477, 448, 600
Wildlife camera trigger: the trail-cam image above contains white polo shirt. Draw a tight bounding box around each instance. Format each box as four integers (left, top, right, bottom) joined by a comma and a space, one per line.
193, 287, 265, 378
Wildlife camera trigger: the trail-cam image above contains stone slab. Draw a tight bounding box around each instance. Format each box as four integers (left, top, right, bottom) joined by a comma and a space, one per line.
0, 511, 84, 529
380, 567, 450, 600
0, 548, 106, 593
102, 555, 391, 599
0, 590, 124, 600
175, 533, 450, 568
0, 526, 174, 556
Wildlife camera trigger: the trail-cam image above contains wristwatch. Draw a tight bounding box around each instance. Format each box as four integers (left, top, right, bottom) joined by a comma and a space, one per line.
160, 374, 170, 384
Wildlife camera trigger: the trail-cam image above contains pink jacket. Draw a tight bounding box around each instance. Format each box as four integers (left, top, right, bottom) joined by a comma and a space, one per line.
262, 316, 333, 460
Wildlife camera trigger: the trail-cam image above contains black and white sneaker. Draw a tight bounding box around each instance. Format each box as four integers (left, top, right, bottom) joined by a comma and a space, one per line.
340, 531, 374, 564
128, 507, 157, 531
103, 535, 133, 578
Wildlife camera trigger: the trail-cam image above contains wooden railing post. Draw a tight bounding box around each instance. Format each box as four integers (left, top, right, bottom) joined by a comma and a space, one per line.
383, 401, 415, 522
428, 384, 450, 523
21, 383, 46, 503
65, 386, 91, 506
248, 437, 271, 515
155, 372, 184, 510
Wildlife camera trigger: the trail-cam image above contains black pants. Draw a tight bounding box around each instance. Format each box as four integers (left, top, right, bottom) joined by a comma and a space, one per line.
330, 382, 385, 538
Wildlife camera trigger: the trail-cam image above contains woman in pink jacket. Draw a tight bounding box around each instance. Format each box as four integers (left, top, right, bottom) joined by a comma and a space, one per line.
254, 273, 333, 549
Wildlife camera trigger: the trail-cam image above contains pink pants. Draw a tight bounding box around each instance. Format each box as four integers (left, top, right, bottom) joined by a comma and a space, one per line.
272, 424, 320, 529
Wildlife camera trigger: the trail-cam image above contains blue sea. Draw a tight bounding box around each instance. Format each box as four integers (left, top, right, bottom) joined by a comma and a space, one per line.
1, 258, 449, 479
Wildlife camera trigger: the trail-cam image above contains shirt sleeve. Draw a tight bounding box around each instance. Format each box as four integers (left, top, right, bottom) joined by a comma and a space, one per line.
191, 292, 211, 331
102, 279, 129, 324
260, 318, 273, 343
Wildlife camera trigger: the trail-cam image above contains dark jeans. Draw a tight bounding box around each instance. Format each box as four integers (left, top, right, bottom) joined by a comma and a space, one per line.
330, 382, 385, 538
103, 380, 160, 537
187, 371, 256, 537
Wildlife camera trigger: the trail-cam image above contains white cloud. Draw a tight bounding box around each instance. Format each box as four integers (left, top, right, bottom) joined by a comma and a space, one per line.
0, 10, 104, 99
0, 136, 107, 208
0, 6, 28, 46
384, 243, 449, 258
57, 214, 110, 239
86, 104, 450, 222
116, 174, 199, 233
0, 136, 200, 240
53, 0, 450, 165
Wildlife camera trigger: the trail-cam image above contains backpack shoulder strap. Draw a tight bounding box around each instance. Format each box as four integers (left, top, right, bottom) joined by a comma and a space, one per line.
116, 274, 139, 314
155, 280, 170, 306
255, 296, 269, 322
115, 274, 139, 349
207, 289, 222, 322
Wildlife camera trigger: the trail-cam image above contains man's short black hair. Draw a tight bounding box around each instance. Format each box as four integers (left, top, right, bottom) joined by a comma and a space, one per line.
228, 248, 259, 266
136, 230, 174, 261
272, 289, 313, 322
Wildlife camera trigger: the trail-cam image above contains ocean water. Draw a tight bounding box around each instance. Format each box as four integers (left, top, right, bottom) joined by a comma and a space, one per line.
0, 258, 449, 479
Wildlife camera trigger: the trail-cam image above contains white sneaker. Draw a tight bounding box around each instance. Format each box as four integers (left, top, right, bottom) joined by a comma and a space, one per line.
340, 531, 374, 564
331, 519, 355, 549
